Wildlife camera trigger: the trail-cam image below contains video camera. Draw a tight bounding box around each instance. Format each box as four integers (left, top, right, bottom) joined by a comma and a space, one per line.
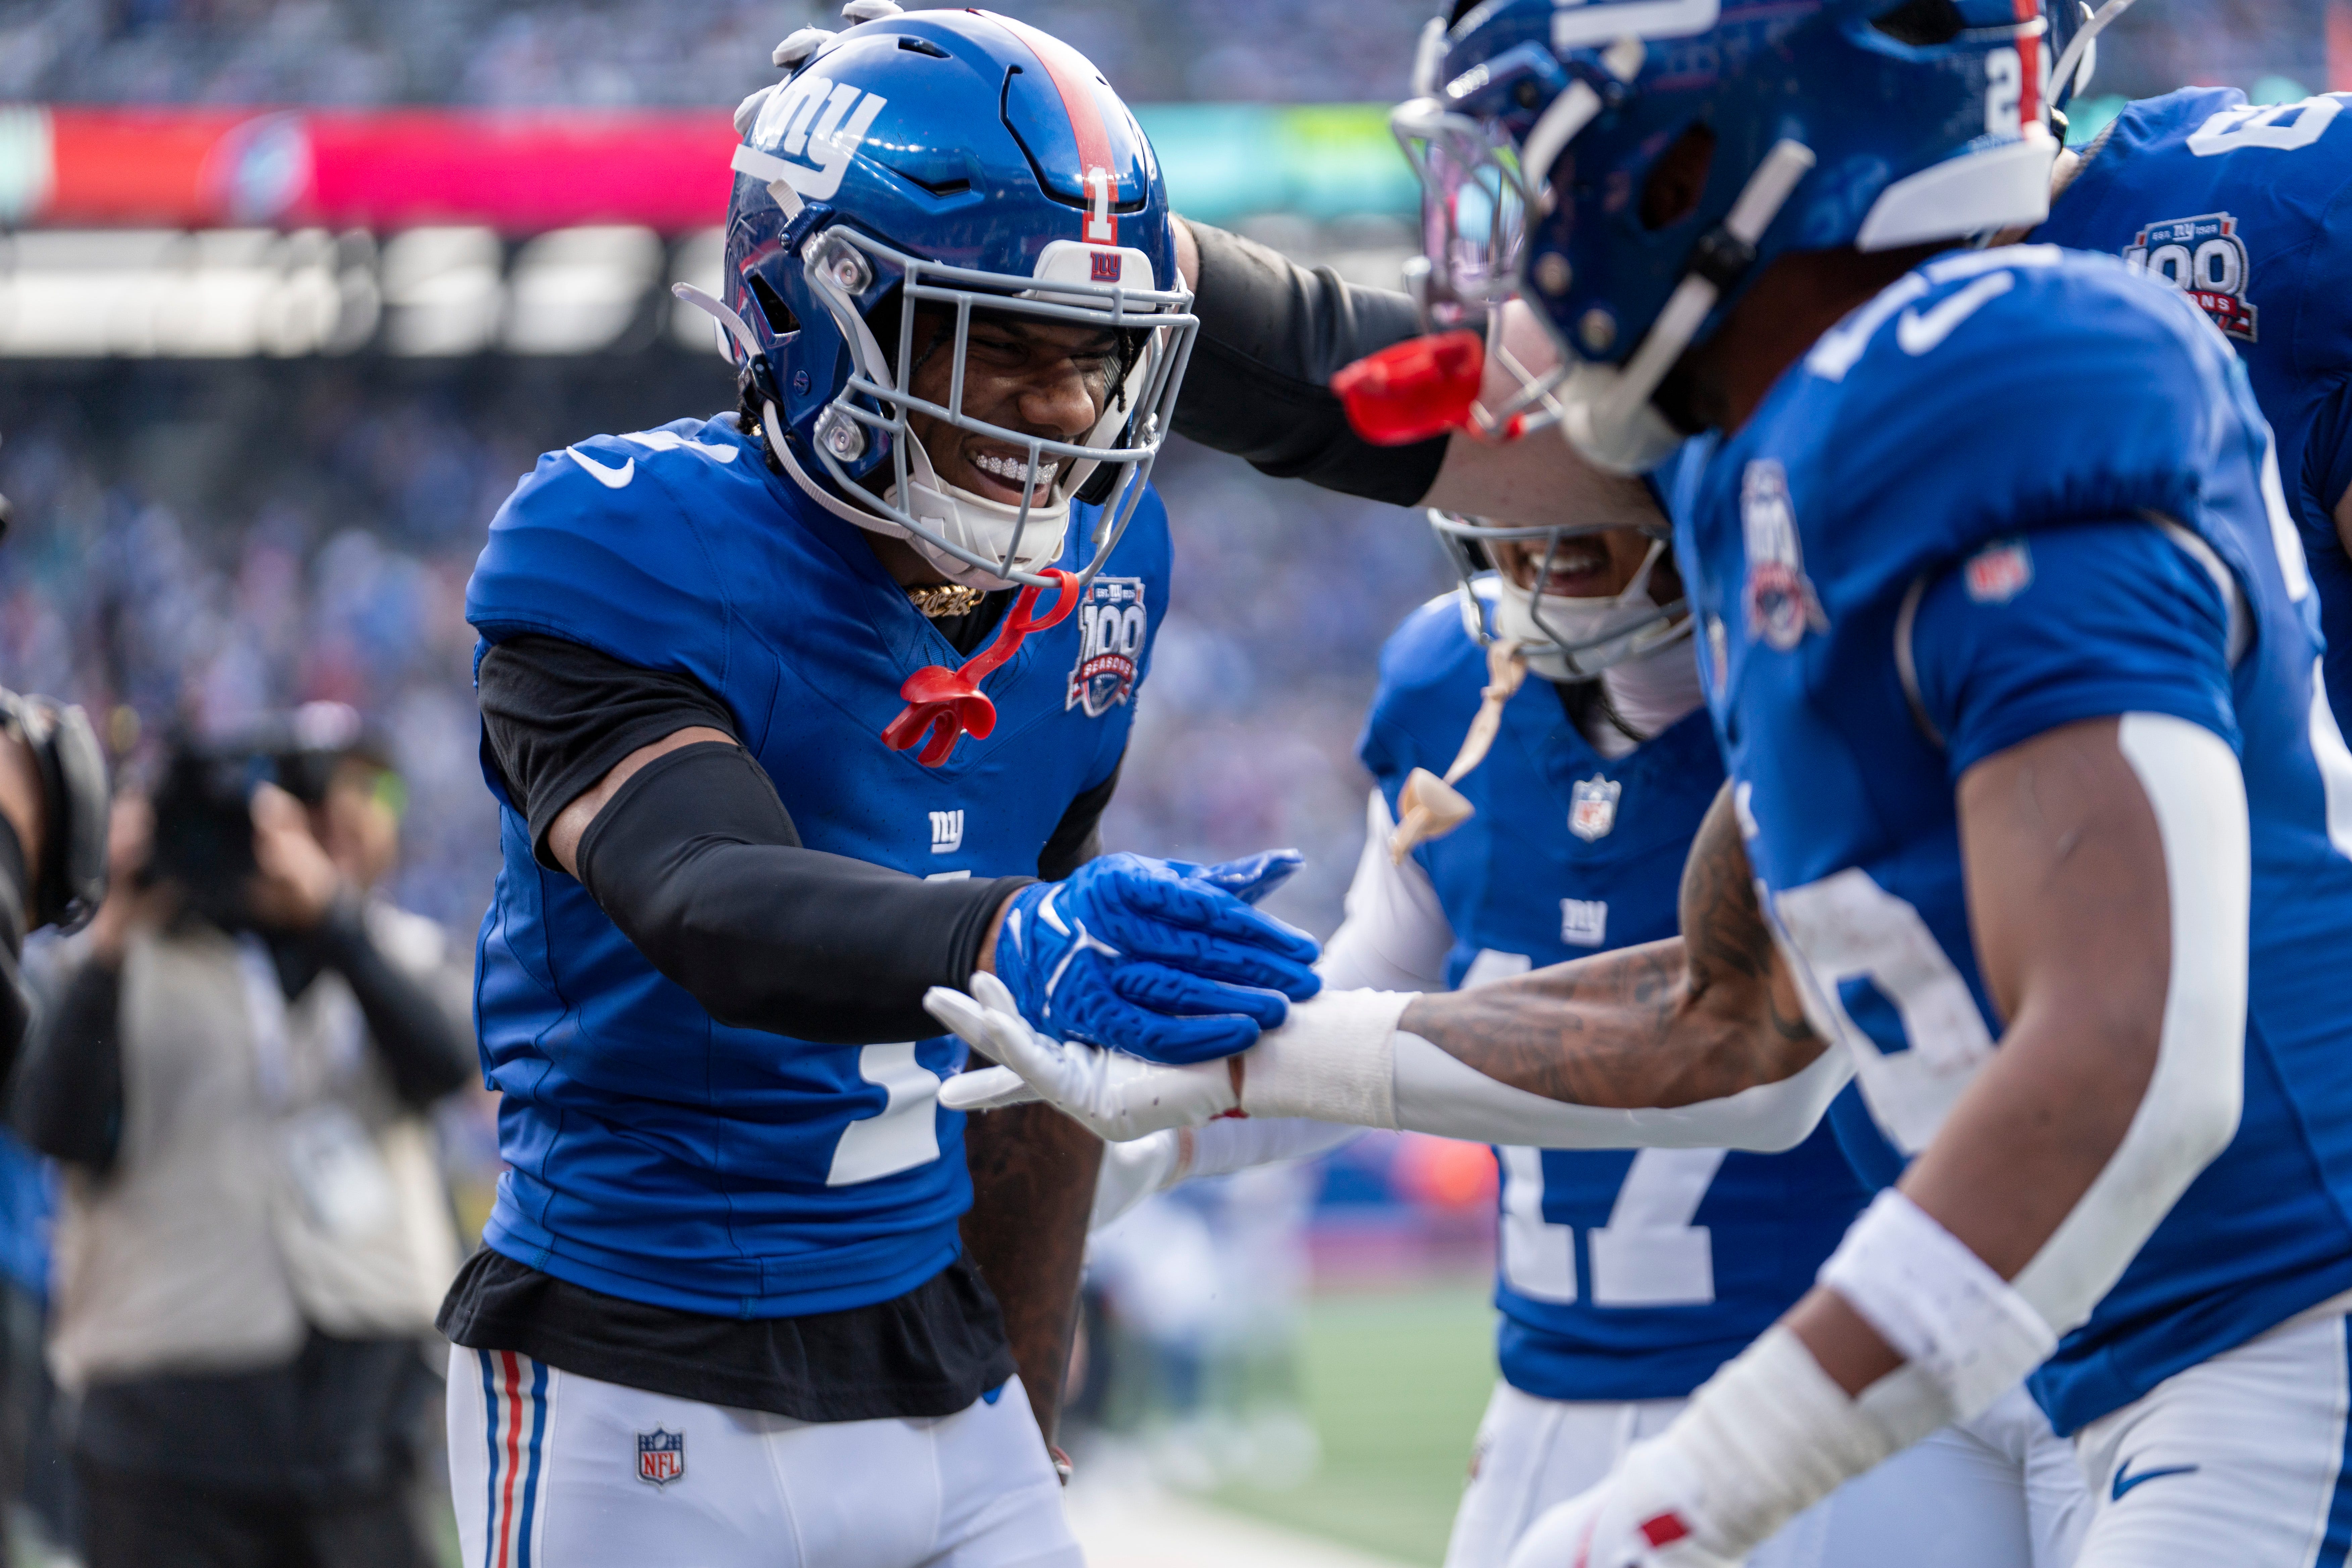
147, 704, 369, 913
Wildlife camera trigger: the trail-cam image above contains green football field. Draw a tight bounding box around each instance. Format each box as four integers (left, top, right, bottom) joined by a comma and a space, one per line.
1214, 1278, 1500, 1567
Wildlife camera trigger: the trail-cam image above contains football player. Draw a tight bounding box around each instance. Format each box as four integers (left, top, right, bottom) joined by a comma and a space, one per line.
2033, 78, 2352, 731
932, 3, 2352, 1564
1102, 485, 2087, 1567
439, 11, 1320, 1566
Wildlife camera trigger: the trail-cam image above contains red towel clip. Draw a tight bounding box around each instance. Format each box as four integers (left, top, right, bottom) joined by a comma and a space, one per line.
881, 569, 1081, 766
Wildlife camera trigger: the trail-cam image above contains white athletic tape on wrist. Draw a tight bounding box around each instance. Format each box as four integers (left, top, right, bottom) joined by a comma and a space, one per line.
1818, 1189, 2057, 1422
1235, 989, 1411, 1129
1640, 1325, 1909, 1555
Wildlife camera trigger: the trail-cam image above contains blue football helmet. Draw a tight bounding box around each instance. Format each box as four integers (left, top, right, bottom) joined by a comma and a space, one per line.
686, 7, 1196, 589
1404, 0, 2066, 472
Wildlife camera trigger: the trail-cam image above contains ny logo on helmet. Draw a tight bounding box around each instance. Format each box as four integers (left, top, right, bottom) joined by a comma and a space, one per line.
748, 74, 889, 202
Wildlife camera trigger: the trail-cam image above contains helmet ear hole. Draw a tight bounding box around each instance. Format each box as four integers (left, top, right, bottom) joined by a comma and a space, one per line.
749, 274, 799, 337
1869, 0, 1967, 47
1640, 124, 1717, 232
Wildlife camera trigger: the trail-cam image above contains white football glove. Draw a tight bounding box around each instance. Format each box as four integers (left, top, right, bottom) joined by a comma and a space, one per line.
1090, 1130, 1183, 1229
928, 972, 1239, 1140
1501, 1443, 1740, 1568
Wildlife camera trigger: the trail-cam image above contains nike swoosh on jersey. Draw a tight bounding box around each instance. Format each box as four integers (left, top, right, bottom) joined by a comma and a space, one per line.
568, 449, 635, 488
2110, 1459, 2200, 1501
1896, 270, 2017, 357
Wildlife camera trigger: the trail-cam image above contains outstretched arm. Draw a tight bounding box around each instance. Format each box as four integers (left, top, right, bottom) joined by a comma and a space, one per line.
1400, 782, 1823, 1108
933, 782, 1849, 1152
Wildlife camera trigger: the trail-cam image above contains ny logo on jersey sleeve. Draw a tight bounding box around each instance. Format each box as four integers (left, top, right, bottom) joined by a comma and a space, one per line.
1067, 577, 1147, 717
2125, 213, 2258, 342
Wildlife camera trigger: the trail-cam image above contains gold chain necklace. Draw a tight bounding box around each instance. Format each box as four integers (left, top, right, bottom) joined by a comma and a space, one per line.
906, 582, 986, 619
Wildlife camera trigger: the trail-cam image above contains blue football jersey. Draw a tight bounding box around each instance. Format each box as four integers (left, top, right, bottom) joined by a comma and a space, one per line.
1359, 594, 1869, 1402
2036, 87, 2352, 733
1679, 244, 2352, 1435
464, 414, 1167, 1319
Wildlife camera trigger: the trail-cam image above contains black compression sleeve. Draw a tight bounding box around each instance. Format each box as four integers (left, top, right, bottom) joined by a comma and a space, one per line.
1038, 762, 1119, 882
308, 902, 476, 1109
478, 636, 742, 865
15, 956, 124, 1172
575, 742, 1030, 1045
1174, 218, 1452, 505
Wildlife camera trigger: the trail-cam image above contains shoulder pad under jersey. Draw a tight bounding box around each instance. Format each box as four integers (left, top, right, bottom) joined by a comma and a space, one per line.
1777, 246, 2245, 599
466, 415, 764, 673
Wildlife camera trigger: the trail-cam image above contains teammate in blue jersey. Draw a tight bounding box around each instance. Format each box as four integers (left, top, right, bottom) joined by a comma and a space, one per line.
2034, 85, 2352, 734
931, 4, 2352, 1566
437, 12, 1322, 1566
1117, 500, 2084, 1567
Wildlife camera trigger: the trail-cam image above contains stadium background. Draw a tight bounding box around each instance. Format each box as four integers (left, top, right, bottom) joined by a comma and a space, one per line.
0, 2, 2339, 1562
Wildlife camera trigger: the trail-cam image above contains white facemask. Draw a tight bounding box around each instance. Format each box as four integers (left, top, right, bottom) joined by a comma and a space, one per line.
1491, 538, 1692, 681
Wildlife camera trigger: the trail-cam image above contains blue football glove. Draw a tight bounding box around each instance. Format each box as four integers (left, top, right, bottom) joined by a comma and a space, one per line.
991, 851, 1321, 1065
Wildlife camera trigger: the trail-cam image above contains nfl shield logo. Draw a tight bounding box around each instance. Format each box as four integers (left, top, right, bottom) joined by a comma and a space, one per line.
1569, 777, 1621, 842
637, 1427, 685, 1487
1963, 539, 2032, 604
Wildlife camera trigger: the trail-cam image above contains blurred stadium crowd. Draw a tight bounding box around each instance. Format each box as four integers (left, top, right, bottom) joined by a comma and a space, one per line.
0, 0, 2329, 109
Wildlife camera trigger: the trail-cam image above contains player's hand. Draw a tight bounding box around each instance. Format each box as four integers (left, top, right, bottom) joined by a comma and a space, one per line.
1090, 1129, 1183, 1229
928, 972, 1239, 1139
989, 851, 1320, 1064
1500, 1446, 1738, 1568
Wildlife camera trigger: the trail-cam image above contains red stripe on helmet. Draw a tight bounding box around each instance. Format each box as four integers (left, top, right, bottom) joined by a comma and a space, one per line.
2015, 0, 2043, 128
974, 9, 1119, 244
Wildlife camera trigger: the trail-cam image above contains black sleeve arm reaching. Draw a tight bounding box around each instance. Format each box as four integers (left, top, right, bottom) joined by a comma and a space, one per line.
1174, 217, 1453, 505
308, 902, 476, 1109
576, 742, 1030, 1045
15, 957, 125, 1172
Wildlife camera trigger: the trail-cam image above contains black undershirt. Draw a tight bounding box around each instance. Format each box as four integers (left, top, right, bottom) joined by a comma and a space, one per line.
448, 630, 1118, 1420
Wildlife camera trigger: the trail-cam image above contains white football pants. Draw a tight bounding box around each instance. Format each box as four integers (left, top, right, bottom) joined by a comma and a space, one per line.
2071, 1304, 2352, 1566
447, 1349, 1081, 1568
1443, 1379, 2088, 1568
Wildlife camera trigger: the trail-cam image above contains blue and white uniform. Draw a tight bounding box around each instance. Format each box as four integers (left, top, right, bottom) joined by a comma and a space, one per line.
2035, 88, 2352, 736
1681, 243, 2352, 1564
449, 413, 1165, 1567
467, 413, 1161, 1320
1333, 594, 2081, 1567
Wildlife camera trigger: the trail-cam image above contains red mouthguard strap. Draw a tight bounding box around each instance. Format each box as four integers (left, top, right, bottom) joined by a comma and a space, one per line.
881, 569, 1081, 767
1332, 331, 1525, 446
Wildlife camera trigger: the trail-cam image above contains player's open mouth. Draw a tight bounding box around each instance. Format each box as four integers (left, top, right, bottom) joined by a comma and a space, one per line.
1528, 539, 1613, 597
964, 447, 1060, 504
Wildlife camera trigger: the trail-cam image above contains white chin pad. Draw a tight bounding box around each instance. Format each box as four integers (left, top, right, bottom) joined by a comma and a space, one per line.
1557, 362, 1684, 475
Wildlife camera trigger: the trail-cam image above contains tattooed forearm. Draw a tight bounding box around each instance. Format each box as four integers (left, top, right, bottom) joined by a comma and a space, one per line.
1400, 783, 1823, 1108
960, 1102, 1101, 1449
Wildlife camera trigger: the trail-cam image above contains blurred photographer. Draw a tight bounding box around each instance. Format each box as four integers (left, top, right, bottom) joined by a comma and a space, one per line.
15, 709, 473, 1568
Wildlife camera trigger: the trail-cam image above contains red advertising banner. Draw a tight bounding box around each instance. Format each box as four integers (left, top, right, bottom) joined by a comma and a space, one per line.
9, 107, 741, 233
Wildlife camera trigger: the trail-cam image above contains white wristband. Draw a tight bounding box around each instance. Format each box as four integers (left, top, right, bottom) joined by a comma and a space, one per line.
1236, 988, 1412, 1129
1632, 1325, 1908, 1556
1818, 1189, 2057, 1422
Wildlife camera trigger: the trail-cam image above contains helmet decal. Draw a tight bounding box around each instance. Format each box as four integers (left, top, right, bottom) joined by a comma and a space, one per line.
983, 10, 1124, 247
